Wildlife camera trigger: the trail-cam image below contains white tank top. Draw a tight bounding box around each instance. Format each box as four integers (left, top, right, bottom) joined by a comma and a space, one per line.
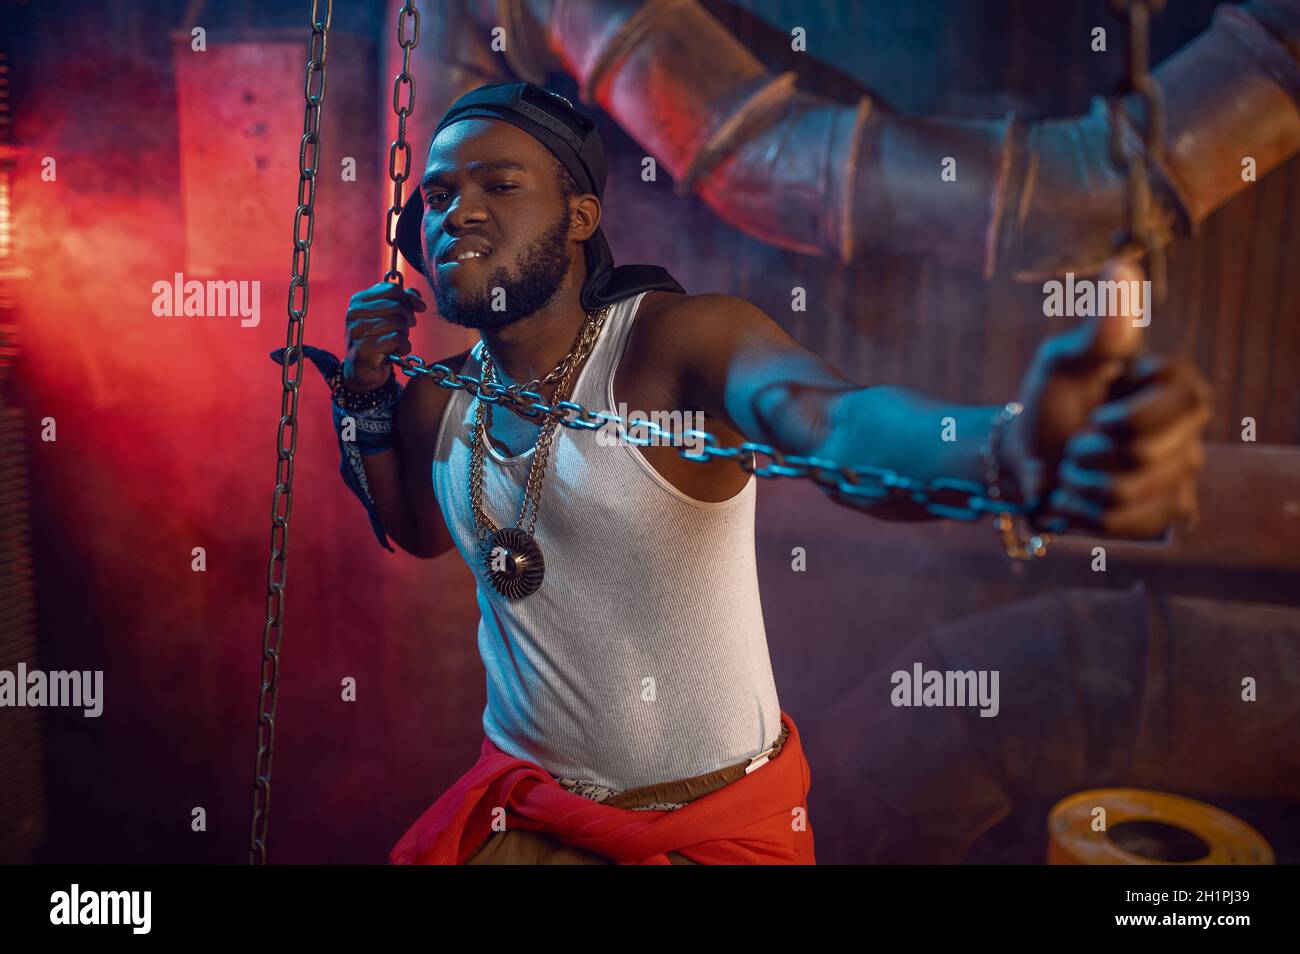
431, 289, 782, 791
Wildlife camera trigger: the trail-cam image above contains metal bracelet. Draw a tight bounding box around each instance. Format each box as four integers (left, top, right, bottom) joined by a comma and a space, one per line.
330, 367, 399, 412
982, 401, 1023, 503
982, 401, 1053, 561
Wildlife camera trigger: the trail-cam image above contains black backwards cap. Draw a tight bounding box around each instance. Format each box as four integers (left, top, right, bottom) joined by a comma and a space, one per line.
395, 81, 684, 311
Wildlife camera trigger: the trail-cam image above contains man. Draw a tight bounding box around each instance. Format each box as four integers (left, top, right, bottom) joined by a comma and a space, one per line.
279, 82, 1209, 864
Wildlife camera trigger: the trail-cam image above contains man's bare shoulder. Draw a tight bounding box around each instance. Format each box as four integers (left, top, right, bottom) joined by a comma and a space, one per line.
629, 292, 775, 411
397, 346, 473, 442
634, 290, 765, 360
639, 290, 760, 329
634, 290, 787, 369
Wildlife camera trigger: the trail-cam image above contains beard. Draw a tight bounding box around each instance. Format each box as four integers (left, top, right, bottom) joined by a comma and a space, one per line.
424, 206, 573, 333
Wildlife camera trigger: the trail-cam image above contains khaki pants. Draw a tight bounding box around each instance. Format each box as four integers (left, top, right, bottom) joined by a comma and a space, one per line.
466, 725, 790, 865
467, 827, 700, 864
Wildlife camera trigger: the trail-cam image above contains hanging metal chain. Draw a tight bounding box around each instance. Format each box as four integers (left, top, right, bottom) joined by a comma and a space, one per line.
1108, 0, 1167, 306
383, 0, 420, 285
389, 353, 1032, 522
251, 0, 333, 867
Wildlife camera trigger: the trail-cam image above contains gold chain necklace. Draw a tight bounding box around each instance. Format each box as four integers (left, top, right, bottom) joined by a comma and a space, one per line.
469, 303, 613, 599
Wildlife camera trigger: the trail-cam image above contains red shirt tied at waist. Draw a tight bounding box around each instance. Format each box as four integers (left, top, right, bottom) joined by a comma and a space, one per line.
390, 710, 816, 865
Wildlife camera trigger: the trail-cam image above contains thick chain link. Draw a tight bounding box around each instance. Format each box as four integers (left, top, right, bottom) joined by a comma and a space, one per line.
383, 0, 420, 285
1107, 0, 1167, 305
251, 0, 332, 867
392, 351, 1031, 522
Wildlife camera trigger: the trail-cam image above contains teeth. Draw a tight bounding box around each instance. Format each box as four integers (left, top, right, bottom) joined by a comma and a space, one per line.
455, 250, 485, 261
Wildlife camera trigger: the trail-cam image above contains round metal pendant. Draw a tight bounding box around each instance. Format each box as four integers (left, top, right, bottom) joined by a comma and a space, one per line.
484, 527, 545, 599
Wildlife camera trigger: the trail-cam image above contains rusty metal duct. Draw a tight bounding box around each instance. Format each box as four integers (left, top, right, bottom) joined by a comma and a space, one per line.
443, 0, 1300, 281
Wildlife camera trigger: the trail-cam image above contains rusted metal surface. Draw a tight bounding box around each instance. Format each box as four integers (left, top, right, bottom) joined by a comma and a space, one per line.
171, 29, 376, 278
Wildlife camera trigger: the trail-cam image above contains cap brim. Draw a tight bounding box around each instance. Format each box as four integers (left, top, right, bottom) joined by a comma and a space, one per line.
395, 189, 426, 273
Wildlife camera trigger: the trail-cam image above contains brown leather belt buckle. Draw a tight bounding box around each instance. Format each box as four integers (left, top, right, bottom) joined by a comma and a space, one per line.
744, 745, 776, 774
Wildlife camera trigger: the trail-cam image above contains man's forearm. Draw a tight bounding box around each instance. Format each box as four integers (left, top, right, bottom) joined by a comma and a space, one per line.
757, 383, 1008, 520
359, 447, 422, 553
